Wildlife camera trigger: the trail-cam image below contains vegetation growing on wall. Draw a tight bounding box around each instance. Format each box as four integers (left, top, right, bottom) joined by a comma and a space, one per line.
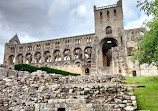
14, 64, 80, 76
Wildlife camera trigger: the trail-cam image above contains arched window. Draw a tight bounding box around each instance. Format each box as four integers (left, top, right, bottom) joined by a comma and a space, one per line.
84, 47, 92, 59
78, 39, 80, 44
55, 41, 60, 48
114, 9, 116, 16
76, 39, 81, 45
140, 31, 144, 36
63, 49, 71, 61
34, 52, 41, 63
44, 51, 51, 62
17, 54, 23, 64
26, 53, 32, 64
87, 37, 92, 43
65, 40, 70, 46
100, 11, 102, 19
75, 61, 81, 67
89, 38, 92, 43
13, 40, 18, 45
74, 48, 82, 59
106, 26, 112, 34
131, 32, 134, 38
9, 55, 15, 65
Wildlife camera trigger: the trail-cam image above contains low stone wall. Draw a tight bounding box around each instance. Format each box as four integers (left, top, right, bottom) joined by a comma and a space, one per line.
0, 67, 29, 79
0, 70, 137, 111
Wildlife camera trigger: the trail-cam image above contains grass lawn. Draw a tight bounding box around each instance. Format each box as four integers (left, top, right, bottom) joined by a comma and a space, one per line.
126, 76, 158, 111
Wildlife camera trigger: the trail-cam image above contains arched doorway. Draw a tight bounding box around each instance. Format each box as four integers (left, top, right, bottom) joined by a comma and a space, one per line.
85, 68, 90, 75
101, 38, 118, 67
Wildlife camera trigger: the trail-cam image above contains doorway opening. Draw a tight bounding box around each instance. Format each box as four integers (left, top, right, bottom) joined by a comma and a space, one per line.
101, 38, 118, 67
85, 68, 90, 75
57, 108, 65, 111
133, 70, 137, 77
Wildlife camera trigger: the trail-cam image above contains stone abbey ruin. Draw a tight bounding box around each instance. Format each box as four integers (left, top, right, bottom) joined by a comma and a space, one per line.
1, 0, 158, 111
3, 0, 158, 77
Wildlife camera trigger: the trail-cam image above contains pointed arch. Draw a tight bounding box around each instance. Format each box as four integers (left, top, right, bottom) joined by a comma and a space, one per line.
17, 54, 23, 64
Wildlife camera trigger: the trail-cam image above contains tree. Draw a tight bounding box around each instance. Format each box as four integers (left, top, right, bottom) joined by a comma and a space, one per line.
131, 0, 158, 67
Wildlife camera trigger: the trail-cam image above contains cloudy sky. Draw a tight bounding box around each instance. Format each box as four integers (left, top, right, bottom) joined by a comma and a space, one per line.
0, 0, 152, 64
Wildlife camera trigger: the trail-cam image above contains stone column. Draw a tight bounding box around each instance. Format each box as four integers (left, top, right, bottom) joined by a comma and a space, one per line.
98, 49, 103, 67
51, 52, 54, 62
112, 47, 119, 74
23, 54, 26, 64
60, 49, 64, 61
15, 53, 18, 64
91, 36, 99, 75
71, 48, 74, 60
32, 52, 35, 63
41, 51, 45, 63
82, 48, 84, 59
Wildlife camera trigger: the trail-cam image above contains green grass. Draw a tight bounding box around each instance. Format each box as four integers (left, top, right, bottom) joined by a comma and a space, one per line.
126, 76, 158, 111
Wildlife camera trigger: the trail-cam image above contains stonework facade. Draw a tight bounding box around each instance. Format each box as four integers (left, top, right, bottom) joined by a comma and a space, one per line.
3, 0, 158, 76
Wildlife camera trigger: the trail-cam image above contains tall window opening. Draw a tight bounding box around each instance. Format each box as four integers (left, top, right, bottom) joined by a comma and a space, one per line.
107, 11, 109, 18
100, 11, 102, 19
121, 36, 123, 45
114, 9, 116, 16
133, 71, 137, 77
106, 26, 112, 34
76, 39, 81, 45
101, 38, 118, 67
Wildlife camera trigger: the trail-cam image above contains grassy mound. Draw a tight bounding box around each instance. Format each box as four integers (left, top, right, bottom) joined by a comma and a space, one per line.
14, 64, 80, 76
126, 76, 158, 111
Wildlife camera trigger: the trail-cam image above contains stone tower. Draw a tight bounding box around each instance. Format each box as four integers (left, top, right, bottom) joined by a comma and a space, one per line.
91, 0, 126, 75
94, 0, 124, 40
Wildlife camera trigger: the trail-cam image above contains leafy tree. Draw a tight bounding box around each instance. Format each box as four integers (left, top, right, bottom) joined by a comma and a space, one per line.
131, 0, 158, 67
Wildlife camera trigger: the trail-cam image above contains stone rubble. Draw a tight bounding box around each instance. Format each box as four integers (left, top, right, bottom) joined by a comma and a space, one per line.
0, 70, 137, 111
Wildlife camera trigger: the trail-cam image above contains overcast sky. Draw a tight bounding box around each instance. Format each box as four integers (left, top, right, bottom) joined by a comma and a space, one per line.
0, 0, 152, 64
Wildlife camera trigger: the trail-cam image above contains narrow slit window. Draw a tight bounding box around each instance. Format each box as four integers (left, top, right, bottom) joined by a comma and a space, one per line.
100, 11, 102, 19
107, 11, 109, 18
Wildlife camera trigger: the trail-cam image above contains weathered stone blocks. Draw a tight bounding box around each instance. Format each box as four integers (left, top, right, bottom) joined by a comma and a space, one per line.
0, 69, 137, 111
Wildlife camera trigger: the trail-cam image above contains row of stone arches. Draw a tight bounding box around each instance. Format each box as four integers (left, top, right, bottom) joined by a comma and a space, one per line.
8, 47, 92, 65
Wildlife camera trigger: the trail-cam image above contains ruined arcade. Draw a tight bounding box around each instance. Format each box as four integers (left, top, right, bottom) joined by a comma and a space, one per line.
3, 0, 158, 77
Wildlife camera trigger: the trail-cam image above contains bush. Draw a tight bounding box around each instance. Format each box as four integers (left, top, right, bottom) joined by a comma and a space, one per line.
14, 64, 80, 76
14, 64, 39, 73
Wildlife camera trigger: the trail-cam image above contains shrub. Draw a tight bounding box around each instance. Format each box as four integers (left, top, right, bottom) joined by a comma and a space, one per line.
14, 64, 39, 73
14, 64, 80, 76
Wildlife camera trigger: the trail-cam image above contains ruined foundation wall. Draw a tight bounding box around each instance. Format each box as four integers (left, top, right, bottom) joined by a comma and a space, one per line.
0, 69, 137, 111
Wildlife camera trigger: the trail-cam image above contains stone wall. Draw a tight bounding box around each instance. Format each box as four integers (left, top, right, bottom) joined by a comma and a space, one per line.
0, 67, 29, 79
0, 70, 137, 111
53, 65, 83, 74
126, 57, 158, 77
